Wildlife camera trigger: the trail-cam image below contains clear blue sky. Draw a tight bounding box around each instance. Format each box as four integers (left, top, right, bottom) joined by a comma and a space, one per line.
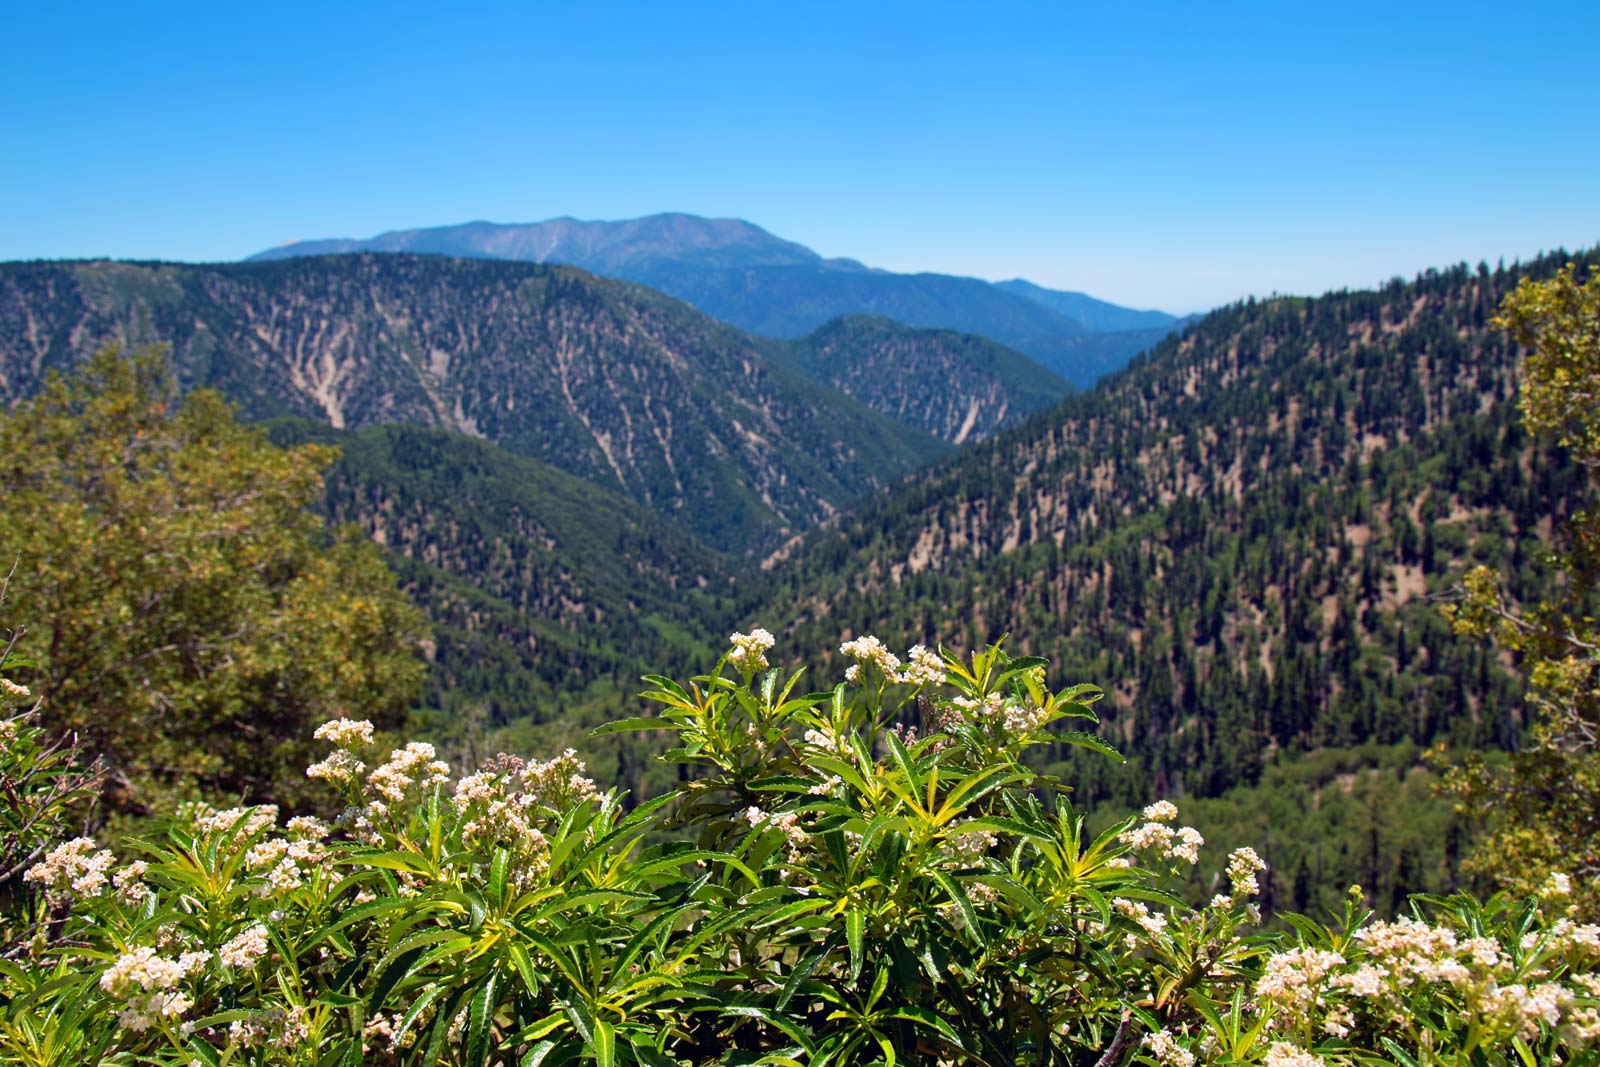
4, 1, 1596, 312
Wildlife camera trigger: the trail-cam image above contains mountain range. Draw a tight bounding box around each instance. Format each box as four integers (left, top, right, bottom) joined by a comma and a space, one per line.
2, 254, 1017, 552
248, 214, 1185, 386
0, 241, 1588, 909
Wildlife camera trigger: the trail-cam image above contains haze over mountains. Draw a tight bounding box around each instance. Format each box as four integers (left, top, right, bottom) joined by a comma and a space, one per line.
249, 213, 1186, 386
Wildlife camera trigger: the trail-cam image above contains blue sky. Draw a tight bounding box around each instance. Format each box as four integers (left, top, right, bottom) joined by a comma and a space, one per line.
3, 1, 1596, 312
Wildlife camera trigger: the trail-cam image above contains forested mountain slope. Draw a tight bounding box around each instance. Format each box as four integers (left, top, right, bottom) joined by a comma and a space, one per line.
0, 255, 944, 552
265, 420, 733, 730
765, 315, 1070, 443
754, 252, 1593, 807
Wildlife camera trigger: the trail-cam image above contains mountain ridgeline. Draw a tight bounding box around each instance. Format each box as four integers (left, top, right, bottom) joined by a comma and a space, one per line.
249, 213, 1183, 386
0, 254, 1078, 552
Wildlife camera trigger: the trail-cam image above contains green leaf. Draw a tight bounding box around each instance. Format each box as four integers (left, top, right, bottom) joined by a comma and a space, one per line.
886, 1005, 963, 1049
488, 846, 510, 904
591, 1018, 616, 1067
506, 941, 541, 995
564, 997, 597, 1045
846, 908, 866, 983
1380, 1038, 1422, 1067
420, 985, 474, 1067
718, 1006, 817, 1053
929, 869, 985, 947
463, 974, 498, 1067
522, 1039, 559, 1067
882, 729, 920, 796
589, 717, 668, 737
774, 952, 825, 1012
183, 1038, 223, 1067
957, 815, 1050, 842
368, 943, 429, 1015
1053, 730, 1123, 762
347, 848, 439, 877
392, 982, 452, 1050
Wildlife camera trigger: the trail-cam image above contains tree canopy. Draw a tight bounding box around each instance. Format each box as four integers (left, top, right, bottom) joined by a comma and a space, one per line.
1446, 262, 1600, 905
0, 348, 425, 810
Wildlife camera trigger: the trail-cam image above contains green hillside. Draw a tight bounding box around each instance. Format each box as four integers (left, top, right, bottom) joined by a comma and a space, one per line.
742, 251, 1593, 906
764, 314, 1071, 443
265, 420, 732, 741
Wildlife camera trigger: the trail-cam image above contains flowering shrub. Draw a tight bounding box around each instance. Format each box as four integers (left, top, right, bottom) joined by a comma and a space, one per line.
1, 635, 1596, 1066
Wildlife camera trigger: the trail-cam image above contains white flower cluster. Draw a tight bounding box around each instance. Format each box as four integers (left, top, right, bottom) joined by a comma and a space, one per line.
1227, 846, 1266, 895
900, 644, 945, 686
833, 634, 948, 689
24, 838, 151, 905
99, 946, 210, 1032
1141, 1028, 1196, 1067
518, 749, 600, 809
313, 718, 375, 747
306, 748, 365, 784
1, 676, 30, 704
243, 834, 327, 895
1210, 846, 1268, 908
839, 635, 901, 685
451, 752, 599, 890
742, 805, 807, 866
728, 628, 775, 673
1255, 946, 1348, 1023
307, 717, 375, 784
1257, 913, 1600, 1047
1542, 871, 1574, 902
802, 725, 852, 762
286, 815, 329, 839
1117, 801, 1204, 865
24, 837, 116, 896
1262, 1045, 1324, 1067
112, 860, 151, 906
944, 824, 999, 866
219, 925, 271, 970
228, 1006, 310, 1050
1533, 918, 1600, 955
1112, 897, 1169, 941
951, 692, 1048, 735
194, 805, 278, 837
367, 742, 450, 804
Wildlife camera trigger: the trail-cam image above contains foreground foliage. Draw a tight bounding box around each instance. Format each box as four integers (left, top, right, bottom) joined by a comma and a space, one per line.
2, 635, 1596, 1066
1446, 262, 1600, 911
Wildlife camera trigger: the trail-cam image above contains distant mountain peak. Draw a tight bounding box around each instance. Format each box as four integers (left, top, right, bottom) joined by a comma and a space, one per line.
248, 212, 1187, 386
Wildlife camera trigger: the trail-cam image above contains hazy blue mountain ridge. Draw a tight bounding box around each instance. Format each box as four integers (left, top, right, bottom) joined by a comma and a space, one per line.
994, 277, 1179, 332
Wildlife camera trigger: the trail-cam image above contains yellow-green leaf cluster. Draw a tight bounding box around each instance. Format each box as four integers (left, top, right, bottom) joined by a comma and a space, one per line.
0, 347, 425, 811
1446, 263, 1600, 908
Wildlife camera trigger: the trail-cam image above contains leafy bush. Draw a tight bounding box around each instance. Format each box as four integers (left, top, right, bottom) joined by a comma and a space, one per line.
1, 633, 1596, 1066
0, 347, 425, 812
